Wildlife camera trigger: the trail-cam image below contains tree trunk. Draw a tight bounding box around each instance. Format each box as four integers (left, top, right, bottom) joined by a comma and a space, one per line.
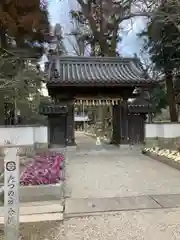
0, 27, 7, 48
165, 71, 178, 122
99, 38, 110, 56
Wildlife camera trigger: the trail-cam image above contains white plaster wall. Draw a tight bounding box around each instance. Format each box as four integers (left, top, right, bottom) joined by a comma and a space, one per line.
163, 124, 180, 138
145, 124, 158, 138
145, 123, 180, 138
34, 126, 48, 143
2, 124, 180, 145
0, 126, 48, 146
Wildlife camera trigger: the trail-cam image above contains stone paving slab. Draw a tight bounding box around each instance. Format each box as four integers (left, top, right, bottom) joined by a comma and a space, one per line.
65, 196, 161, 215
151, 194, 180, 208
0, 203, 64, 216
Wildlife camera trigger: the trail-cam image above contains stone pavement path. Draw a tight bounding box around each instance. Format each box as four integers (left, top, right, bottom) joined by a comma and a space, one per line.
65, 132, 180, 199
62, 132, 180, 240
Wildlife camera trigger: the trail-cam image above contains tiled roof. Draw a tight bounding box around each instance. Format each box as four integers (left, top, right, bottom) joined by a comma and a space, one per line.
47, 56, 159, 87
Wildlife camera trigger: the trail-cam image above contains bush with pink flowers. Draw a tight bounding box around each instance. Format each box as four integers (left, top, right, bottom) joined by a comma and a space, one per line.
20, 152, 65, 186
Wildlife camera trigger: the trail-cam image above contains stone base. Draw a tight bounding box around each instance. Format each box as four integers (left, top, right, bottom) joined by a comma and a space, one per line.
66, 140, 76, 146
119, 144, 131, 149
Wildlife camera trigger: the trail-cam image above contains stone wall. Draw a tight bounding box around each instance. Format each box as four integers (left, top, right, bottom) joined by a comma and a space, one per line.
0, 125, 48, 156
145, 123, 180, 150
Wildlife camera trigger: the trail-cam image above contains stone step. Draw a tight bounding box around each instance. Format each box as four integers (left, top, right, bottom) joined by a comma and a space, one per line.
21, 200, 64, 207
0, 202, 64, 216
0, 212, 64, 223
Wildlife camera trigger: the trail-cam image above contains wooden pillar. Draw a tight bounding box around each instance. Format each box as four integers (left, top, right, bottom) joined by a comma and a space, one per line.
96, 105, 103, 139
120, 98, 129, 144
66, 101, 75, 145
148, 113, 153, 123
112, 104, 120, 144
112, 89, 133, 145
112, 101, 129, 144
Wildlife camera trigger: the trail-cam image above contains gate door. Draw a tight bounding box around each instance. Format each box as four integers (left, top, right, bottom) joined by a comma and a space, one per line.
49, 115, 67, 146
128, 114, 145, 145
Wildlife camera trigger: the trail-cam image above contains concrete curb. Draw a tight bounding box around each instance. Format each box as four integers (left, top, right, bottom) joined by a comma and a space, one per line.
20, 182, 64, 202
143, 151, 180, 171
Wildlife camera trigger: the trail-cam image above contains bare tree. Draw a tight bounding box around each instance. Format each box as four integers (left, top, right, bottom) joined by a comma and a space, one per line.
66, 32, 87, 56
73, 0, 180, 57
67, 9, 91, 56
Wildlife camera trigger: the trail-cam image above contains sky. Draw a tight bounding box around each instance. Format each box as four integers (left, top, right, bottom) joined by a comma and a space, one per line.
48, 0, 146, 57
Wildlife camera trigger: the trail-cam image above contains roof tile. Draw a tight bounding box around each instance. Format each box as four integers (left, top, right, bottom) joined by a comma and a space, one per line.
47, 56, 158, 87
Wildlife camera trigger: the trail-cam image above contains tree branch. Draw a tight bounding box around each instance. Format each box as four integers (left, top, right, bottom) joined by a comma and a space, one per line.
76, 0, 101, 41
120, 11, 152, 22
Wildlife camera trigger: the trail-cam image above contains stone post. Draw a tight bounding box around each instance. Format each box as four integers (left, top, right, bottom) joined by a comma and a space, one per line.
4, 146, 20, 240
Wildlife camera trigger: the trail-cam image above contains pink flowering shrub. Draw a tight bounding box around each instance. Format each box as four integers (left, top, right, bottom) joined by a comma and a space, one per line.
20, 152, 65, 186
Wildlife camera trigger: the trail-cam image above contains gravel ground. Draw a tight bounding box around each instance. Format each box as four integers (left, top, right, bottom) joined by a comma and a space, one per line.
0, 221, 64, 240
65, 208, 180, 240
0, 208, 180, 240
66, 133, 180, 198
